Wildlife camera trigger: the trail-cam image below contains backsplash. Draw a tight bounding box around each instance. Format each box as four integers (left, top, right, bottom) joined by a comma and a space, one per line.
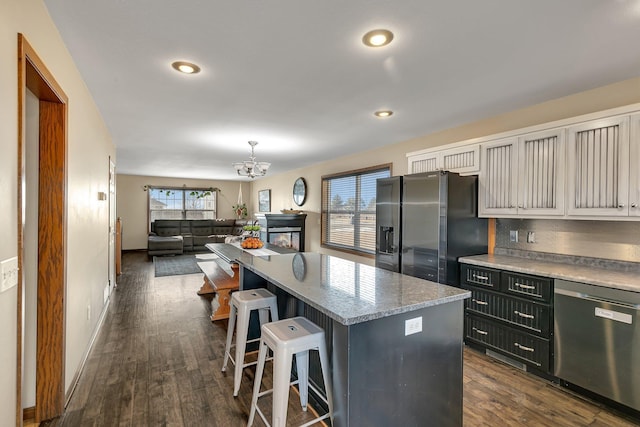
495, 219, 640, 264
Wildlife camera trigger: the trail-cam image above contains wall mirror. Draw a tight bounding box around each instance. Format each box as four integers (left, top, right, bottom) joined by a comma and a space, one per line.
292, 177, 307, 206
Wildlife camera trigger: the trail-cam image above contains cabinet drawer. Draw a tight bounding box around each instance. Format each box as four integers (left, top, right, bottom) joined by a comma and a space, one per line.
464, 288, 551, 336
501, 272, 552, 302
465, 315, 550, 372
460, 264, 501, 290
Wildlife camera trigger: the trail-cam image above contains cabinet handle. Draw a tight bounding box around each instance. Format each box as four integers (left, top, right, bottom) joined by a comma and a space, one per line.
472, 327, 488, 336
514, 282, 536, 290
473, 274, 489, 280
514, 310, 534, 319
472, 299, 489, 306
632, 203, 638, 208
618, 204, 625, 208
514, 342, 534, 353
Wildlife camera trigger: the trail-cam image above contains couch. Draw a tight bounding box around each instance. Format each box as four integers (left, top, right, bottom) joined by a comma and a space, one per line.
148, 219, 245, 257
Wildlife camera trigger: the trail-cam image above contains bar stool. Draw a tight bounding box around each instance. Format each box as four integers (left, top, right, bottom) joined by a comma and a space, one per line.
248, 316, 333, 427
222, 288, 279, 397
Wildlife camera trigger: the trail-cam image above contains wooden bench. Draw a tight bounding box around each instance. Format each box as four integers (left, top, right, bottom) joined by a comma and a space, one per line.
196, 260, 239, 321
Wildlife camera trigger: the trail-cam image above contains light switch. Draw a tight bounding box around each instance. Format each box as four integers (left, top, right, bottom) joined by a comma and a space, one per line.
1, 257, 19, 292
510, 230, 518, 242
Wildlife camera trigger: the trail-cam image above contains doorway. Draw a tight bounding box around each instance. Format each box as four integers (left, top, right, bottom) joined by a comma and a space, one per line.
17, 34, 68, 424
108, 158, 116, 295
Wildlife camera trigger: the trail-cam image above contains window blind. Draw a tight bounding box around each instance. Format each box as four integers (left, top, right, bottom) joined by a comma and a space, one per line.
321, 165, 390, 254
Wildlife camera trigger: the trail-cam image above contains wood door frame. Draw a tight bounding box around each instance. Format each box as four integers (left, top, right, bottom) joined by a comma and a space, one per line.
17, 33, 68, 424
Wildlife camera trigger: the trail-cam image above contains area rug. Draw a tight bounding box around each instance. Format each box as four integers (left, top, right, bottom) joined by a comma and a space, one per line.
154, 253, 218, 277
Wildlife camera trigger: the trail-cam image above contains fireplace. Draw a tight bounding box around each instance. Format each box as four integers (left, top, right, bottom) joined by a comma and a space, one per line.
256, 214, 307, 252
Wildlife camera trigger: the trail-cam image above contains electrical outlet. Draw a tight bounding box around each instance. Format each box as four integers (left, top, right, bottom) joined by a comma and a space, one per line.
405, 316, 422, 336
527, 231, 535, 243
1, 257, 19, 293
510, 230, 518, 242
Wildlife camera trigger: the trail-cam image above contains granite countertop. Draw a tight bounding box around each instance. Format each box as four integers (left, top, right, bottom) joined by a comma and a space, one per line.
459, 254, 640, 293
237, 252, 470, 326
205, 242, 294, 264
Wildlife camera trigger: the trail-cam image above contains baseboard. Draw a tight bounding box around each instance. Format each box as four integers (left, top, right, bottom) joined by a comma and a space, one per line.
23, 406, 35, 421
123, 249, 146, 254
64, 296, 111, 406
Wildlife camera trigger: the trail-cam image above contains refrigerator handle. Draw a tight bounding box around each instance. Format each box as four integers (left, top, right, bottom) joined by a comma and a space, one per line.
387, 228, 395, 253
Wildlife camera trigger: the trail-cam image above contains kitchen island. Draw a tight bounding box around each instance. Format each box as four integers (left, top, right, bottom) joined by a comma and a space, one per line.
235, 251, 470, 427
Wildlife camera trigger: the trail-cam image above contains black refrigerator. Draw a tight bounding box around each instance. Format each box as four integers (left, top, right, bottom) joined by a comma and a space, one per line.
375, 171, 487, 287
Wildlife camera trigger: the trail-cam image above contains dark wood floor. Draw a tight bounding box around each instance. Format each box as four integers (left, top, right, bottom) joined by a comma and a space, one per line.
46, 252, 639, 426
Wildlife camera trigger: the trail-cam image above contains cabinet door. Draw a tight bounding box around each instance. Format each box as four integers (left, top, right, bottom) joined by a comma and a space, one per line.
407, 152, 439, 174
567, 116, 629, 216
517, 129, 565, 216
630, 113, 640, 217
479, 137, 518, 216
441, 144, 480, 175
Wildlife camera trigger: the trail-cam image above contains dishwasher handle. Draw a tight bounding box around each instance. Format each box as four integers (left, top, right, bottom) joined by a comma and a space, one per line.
555, 287, 640, 310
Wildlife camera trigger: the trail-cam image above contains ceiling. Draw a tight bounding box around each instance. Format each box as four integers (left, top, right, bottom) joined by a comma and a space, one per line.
44, 0, 640, 181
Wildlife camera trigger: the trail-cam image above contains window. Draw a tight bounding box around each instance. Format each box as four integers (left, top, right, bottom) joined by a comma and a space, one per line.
148, 186, 217, 225
321, 164, 391, 255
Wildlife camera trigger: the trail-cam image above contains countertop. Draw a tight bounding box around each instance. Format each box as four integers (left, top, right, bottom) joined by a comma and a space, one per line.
459, 254, 640, 293
205, 242, 294, 264
237, 252, 470, 326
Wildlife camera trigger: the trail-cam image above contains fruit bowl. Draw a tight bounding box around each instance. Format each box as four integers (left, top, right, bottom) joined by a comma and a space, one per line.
241, 237, 264, 249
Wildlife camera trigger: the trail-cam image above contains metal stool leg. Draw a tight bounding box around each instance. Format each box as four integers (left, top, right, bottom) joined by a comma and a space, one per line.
295, 350, 310, 411
233, 303, 250, 396
221, 303, 237, 372
247, 339, 269, 427
271, 348, 293, 427
318, 339, 334, 421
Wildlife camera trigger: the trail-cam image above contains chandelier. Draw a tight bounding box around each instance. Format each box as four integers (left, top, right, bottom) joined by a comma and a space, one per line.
232, 141, 271, 179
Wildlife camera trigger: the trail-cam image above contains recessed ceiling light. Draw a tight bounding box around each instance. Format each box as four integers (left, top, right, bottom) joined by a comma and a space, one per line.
374, 110, 393, 118
171, 61, 201, 74
362, 29, 394, 47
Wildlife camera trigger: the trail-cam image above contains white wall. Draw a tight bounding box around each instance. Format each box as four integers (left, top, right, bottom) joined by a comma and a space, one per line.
116, 174, 252, 250
0, 0, 116, 423
0, 3, 20, 421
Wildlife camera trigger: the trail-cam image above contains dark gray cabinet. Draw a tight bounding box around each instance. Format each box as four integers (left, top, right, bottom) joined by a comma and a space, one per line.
461, 264, 553, 373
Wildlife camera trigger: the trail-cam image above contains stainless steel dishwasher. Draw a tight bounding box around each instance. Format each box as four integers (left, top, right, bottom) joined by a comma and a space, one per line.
554, 279, 640, 411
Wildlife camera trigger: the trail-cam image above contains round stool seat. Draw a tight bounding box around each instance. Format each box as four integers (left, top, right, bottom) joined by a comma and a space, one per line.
222, 288, 278, 397
248, 316, 333, 427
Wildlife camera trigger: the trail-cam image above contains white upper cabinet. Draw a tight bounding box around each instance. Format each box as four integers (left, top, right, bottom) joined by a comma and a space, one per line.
479, 137, 518, 216
408, 103, 640, 220
566, 116, 630, 217
407, 151, 439, 174
517, 129, 565, 216
479, 130, 565, 217
440, 144, 481, 175
629, 113, 640, 217
407, 144, 480, 175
